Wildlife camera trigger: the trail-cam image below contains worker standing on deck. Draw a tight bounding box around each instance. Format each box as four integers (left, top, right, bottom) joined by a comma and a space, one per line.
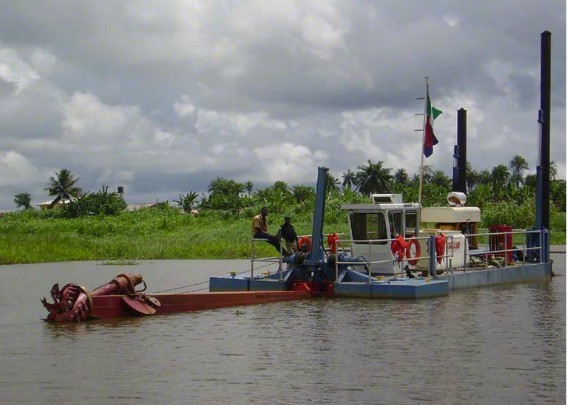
251, 207, 284, 255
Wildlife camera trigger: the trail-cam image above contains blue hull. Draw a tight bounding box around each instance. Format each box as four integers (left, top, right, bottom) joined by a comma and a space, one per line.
209, 261, 552, 300
441, 261, 552, 290
334, 278, 449, 299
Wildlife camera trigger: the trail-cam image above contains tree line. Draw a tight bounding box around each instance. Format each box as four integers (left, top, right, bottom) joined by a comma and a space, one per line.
13, 155, 565, 227
14, 169, 126, 216
189, 155, 564, 215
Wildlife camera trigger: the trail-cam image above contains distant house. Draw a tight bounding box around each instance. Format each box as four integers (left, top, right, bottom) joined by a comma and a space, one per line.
126, 202, 164, 212
38, 198, 74, 211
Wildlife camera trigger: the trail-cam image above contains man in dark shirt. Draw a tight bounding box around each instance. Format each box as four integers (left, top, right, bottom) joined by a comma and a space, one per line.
279, 216, 298, 254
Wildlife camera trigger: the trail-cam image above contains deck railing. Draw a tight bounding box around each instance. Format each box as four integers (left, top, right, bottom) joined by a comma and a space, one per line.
332, 228, 549, 282
250, 233, 343, 280
251, 228, 549, 282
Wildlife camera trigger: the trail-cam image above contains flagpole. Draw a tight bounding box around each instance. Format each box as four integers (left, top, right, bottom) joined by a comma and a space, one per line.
418, 77, 429, 213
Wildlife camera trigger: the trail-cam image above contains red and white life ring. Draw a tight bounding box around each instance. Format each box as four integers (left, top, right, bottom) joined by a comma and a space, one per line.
405, 238, 421, 266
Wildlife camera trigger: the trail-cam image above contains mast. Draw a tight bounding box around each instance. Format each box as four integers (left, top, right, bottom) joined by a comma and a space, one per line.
308, 166, 328, 265
539, 31, 551, 230
418, 77, 429, 211
453, 108, 467, 193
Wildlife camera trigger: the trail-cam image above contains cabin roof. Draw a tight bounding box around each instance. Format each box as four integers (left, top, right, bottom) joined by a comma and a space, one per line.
421, 206, 481, 223
341, 203, 420, 211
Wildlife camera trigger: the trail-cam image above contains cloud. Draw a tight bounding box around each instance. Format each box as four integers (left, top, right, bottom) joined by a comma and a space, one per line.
173, 95, 195, 118
254, 143, 329, 184
0, 151, 43, 187
0, 47, 39, 93
0, 0, 564, 211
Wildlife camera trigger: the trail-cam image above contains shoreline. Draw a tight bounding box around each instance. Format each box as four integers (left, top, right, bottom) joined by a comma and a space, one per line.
0, 247, 564, 267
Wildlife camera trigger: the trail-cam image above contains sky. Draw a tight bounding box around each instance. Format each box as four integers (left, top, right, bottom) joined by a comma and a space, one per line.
0, 1, 565, 211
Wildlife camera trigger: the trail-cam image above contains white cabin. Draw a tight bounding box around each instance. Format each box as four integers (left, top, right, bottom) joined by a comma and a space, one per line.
342, 194, 481, 275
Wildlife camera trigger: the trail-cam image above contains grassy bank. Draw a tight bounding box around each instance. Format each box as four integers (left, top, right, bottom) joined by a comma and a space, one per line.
0, 206, 564, 264
0, 207, 349, 264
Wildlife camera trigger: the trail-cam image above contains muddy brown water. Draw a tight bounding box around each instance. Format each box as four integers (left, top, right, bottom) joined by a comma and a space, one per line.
0, 254, 565, 404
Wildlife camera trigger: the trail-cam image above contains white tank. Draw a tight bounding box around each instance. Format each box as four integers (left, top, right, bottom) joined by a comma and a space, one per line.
416, 230, 467, 271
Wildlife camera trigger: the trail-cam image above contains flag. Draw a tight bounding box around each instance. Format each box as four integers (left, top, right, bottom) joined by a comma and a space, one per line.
423, 89, 442, 157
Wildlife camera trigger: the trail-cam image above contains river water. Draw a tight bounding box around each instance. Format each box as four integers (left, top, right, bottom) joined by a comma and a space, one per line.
0, 253, 565, 404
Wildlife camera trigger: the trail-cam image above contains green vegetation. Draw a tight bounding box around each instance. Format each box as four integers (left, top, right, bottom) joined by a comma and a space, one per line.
0, 197, 564, 265
64, 186, 127, 217
44, 168, 82, 207
14, 193, 32, 210
0, 205, 343, 264
3, 156, 564, 264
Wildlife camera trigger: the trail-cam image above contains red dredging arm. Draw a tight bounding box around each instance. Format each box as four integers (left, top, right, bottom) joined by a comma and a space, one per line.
41, 273, 160, 323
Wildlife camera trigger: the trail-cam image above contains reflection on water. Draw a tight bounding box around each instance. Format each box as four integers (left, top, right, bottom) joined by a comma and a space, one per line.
0, 256, 565, 404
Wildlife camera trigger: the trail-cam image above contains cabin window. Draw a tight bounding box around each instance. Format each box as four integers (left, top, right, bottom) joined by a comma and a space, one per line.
377, 213, 387, 242
350, 213, 387, 244
389, 211, 403, 237
405, 210, 417, 237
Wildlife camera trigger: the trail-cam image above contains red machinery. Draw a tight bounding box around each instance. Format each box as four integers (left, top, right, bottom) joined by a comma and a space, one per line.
489, 225, 513, 263
41, 273, 329, 323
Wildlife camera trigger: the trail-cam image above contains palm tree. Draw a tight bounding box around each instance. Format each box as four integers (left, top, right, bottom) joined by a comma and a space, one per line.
208, 177, 244, 198
270, 181, 289, 194
394, 168, 408, 184
509, 155, 529, 187
491, 164, 510, 197
326, 173, 341, 192
175, 191, 199, 213
256, 182, 294, 214
421, 165, 434, 182
291, 185, 314, 203
207, 177, 245, 212
465, 162, 479, 191
550, 178, 566, 211
45, 168, 81, 207
550, 161, 558, 180
244, 181, 253, 197
478, 169, 492, 186
355, 160, 392, 196
431, 170, 451, 189
341, 169, 357, 190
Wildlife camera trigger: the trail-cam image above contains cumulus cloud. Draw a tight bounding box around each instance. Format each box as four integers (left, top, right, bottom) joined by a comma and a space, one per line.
254, 143, 328, 183
0, 151, 43, 187
0, 47, 39, 93
0, 0, 564, 211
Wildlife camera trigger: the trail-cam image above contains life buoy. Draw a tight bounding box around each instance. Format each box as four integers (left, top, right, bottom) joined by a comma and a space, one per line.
297, 236, 312, 252
435, 233, 446, 264
327, 232, 339, 254
391, 234, 407, 263
405, 238, 421, 266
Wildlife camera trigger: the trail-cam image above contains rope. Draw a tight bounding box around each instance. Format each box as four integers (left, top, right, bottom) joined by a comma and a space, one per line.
250, 261, 277, 271
154, 280, 209, 293
152, 263, 274, 294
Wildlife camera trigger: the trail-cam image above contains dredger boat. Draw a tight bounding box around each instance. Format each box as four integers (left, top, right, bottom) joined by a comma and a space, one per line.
42, 166, 552, 323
